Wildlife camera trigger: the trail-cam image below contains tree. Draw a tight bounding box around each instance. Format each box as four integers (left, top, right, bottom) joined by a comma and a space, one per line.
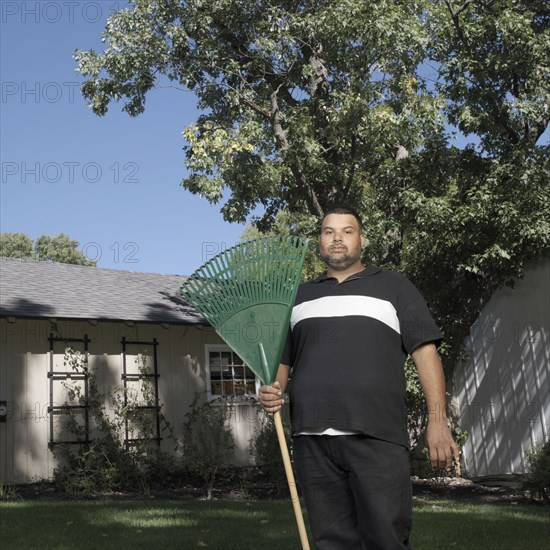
0, 233, 96, 266
427, 0, 549, 156
34, 234, 96, 266
75, 0, 549, 363
240, 210, 324, 281
75, 0, 438, 223
0, 233, 33, 260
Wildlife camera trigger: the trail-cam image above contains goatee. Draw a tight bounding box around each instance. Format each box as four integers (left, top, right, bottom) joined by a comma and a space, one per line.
320, 251, 360, 270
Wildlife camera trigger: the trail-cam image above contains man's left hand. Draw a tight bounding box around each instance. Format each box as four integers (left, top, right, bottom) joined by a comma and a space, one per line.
426, 420, 460, 471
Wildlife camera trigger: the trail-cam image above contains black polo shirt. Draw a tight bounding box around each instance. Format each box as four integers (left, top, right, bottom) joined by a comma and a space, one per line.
281, 265, 442, 449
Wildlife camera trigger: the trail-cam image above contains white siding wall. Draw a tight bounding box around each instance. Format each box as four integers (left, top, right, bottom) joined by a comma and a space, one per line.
0, 320, 53, 483
0, 319, 265, 484
453, 262, 550, 477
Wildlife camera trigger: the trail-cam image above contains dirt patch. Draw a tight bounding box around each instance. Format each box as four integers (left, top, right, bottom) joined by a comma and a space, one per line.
3, 474, 543, 505
2, 469, 286, 502
411, 476, 537, 505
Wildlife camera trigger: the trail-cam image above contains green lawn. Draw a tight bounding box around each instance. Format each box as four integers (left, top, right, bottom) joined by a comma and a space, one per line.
412, 497, 549, 549
0, 497, 547, 549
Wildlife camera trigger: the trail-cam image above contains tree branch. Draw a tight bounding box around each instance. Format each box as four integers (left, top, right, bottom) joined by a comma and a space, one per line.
528, 116, 549, 145
342, 135, 357, 198
305, 181, 325, 218
446, 0, 475, 18
240, 96, 271, 119
270, 90, 289, 149
444, 0, 473, 49
299, 39, 329, 101
212, 16, 298, 108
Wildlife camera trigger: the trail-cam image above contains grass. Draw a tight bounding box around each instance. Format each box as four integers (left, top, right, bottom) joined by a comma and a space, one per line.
412, 497, 549, 549
0, 496, 548, 549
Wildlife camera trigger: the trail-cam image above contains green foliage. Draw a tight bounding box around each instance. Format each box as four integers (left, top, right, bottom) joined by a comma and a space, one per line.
112, 353, 177, 453
181, 394, 235, 499
405, 358, 428, 450
74, 0, 438, 222
75, 0, 549, 367
34, 234, 95, 266
427, 0, 549, 155
75, 1, 548, 219
399, 147, 550, 364
249, 412, 290, 497
240, 211, 324, 282
53, 347, 133, 494
0, 232, 96, 266
453, 426, 468, 450
53, 347, 177, 495
523, 439, 550, 503
0, 483, 17, 501
0, 233, 33, 259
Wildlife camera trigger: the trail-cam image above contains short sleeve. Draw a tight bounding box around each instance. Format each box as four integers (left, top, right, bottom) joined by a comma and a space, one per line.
397, 275, 443, 354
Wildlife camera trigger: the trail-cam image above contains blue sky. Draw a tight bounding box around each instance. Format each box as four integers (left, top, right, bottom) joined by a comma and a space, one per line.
1, 1, 252, 275
2, 3, 548, 276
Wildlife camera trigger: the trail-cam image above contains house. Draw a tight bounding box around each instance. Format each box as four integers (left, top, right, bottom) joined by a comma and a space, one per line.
0, 257, 265, 484
452, 260, 549, 478
2, 256, 548, 484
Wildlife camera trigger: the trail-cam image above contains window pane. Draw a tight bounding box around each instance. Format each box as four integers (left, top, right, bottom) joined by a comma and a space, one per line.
208, 348, 258, 399
210, 366, 223, 380
233, 366, 245, 379
211, 381, 223, 395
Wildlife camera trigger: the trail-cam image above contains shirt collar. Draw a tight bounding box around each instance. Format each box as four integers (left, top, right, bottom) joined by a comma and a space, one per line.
311, 265, 381, 283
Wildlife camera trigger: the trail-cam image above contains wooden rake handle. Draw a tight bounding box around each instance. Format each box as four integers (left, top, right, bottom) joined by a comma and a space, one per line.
273, 410, 310, 550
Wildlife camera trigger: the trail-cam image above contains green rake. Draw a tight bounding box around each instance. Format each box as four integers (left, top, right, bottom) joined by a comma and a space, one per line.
181, 236, 310, 550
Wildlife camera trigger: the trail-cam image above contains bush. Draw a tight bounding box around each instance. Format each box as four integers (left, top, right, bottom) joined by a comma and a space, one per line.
53, 348, 177, 495
524, 439, 550, 503
249, 412, 289, 497
181, 394, 235, 499
405, 358, 427, 450
53, 437, 137, 495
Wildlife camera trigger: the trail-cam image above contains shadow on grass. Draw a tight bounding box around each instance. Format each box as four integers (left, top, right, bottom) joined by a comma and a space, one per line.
411, 500, 549, 550
0, 499, 547, 550
0, 500, 309, 550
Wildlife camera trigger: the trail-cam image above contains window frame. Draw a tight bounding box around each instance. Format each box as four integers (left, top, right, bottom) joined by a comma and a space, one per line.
204, 344, 260, 403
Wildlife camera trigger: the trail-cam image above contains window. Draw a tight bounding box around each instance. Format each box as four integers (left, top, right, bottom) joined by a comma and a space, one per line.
206, 345, 259, 400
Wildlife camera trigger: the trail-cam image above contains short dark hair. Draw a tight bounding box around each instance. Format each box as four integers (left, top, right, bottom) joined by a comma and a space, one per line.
321, 205, 363, 231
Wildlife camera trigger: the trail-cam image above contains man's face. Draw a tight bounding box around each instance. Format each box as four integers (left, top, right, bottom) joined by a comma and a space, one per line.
319, 213, 366, 270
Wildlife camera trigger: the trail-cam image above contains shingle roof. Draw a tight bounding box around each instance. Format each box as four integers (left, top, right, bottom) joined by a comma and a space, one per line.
0, 257, 205, 324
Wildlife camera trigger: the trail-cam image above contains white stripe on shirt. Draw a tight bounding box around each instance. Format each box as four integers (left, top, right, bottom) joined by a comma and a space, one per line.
291, 295, 400, 335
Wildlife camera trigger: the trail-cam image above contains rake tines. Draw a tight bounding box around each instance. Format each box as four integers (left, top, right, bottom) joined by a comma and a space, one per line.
181, 236, 309, 347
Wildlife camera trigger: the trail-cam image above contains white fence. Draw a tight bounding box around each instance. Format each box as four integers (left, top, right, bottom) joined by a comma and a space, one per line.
454, 262, 549, 477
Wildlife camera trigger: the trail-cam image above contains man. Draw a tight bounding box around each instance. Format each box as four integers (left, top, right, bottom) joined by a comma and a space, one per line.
259, 205, 459, 549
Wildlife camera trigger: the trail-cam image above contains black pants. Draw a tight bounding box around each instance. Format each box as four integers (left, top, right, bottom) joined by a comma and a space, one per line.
293, 435, 412, 550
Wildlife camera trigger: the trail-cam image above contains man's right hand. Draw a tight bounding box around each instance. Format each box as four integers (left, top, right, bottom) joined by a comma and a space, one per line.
258, 381, 284, 413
